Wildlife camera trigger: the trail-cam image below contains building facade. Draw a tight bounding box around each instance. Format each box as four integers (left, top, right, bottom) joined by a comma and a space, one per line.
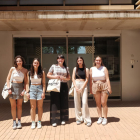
0, 0, 140, 103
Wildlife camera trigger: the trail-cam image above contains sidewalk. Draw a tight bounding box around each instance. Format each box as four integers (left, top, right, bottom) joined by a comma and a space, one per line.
0, 101, 140, 140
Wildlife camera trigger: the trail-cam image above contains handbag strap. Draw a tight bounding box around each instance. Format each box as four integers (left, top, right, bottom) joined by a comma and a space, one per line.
10, 67, 15, 83
53, 64, 56, 75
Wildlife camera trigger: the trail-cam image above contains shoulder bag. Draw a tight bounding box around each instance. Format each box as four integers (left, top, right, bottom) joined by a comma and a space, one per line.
2, 67, 15, 99
46, 65, 60, 92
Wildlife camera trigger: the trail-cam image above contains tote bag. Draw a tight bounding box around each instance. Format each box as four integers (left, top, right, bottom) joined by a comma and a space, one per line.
2, 67, 15, 99
46, 65, 60, 92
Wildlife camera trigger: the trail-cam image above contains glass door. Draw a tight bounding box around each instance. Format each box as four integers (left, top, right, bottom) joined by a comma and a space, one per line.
68, 37, 94, 99
42, 37, 67, 100
94, 37, 121, 99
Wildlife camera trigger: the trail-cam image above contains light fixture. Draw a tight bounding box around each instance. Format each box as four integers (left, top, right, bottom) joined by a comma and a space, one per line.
96, 27, 102, 30
27, 28, 32, 31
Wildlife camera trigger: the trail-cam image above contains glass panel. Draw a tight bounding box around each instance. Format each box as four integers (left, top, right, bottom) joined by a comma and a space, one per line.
94, 37, 120, 98
20, 0, 63, 5
42, 37, 66, 100
66, 0, 109, 5
68, 37, 93, 99
0, 0, 17, 5
14, 38, 41, 70
111, 0, 132, 5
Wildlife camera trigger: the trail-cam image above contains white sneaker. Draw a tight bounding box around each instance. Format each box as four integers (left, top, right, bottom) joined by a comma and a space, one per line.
37, 121, 42, 129
17, 120, 22, 129
76, 120, 83, 125
31, 121, 36, 129
61, 121, 65, 125
97, 117, 103, 124
52, 123, 57, 127
87, 122, 92, 127
102, 118, 107, 125
13, 121, 17, 130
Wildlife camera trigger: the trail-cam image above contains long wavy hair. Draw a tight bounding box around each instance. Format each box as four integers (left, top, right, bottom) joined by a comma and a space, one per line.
76, 56, 86, 79
30, 58, 43, 78
14, 55, 26, 68
94, 56, 104, 66
56, 55, 68, 77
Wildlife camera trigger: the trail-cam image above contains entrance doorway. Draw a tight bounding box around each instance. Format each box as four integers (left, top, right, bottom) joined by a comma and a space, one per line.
14, 36, 121, 100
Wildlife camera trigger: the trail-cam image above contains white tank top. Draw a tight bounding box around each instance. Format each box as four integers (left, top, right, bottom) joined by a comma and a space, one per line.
13, 71, 24, 82
30, 75, 42, 84
92, 66, 106, 81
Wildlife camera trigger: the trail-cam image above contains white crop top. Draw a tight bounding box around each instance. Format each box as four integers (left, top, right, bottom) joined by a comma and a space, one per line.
92, 66, 106, 81
30, 75, 42, 84
13, 71, 24, 82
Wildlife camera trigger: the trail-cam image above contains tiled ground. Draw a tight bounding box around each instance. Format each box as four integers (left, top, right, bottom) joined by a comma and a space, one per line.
0, 101, 140, 140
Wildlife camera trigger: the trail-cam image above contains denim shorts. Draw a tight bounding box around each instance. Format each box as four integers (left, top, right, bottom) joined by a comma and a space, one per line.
29, 85, 43, 100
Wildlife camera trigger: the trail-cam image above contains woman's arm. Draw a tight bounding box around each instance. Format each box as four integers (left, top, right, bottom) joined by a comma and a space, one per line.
6, 67, 13, 88
104, 67, 112, 94
26, 72, 30, 97
21, 69, 28, 96
42, 71, 46, 99
72, 67, 78, 89
47, 72, 60, 79
62, 74, 71, 81
80, 68, 89, 90
23, 69, 28, 90
89, 68, 93, 94
42, 71, 46, 93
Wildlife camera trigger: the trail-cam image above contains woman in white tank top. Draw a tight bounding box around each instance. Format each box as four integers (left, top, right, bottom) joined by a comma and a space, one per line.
6, 55, 28, 130
90, 56, 112, 125
26, 58, 46, 129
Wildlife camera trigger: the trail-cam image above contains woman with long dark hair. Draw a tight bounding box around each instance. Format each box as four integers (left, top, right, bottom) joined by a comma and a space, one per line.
47, 55, 70, 127
26, 58, 46, 129
72, 56, 92, 127
6, 55, 27, 129
90, 56, 112, 125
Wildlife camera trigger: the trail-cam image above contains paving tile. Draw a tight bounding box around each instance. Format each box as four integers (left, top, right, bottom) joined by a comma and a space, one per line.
0, 101, 140, 140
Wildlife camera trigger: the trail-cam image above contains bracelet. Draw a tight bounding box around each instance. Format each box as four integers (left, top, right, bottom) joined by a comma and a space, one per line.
8, 88, 11, 90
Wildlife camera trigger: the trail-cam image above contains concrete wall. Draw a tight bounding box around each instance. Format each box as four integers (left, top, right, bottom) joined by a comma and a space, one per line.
121, 30, 140, 101
0, 32, 13, 103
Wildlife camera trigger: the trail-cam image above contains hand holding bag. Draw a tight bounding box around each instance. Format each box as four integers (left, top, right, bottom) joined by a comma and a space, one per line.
24, 91, 28, 103
2, 67, 15, 99
69, 82, 74, 96
24, 72, 30, 103
46, 65, 60, 92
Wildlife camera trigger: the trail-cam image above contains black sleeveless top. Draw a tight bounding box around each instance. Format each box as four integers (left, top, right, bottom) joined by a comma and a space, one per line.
75, 68, 86, 79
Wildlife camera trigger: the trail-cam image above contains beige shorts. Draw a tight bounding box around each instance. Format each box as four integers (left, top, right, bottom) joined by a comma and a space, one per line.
92, 81, 108, 94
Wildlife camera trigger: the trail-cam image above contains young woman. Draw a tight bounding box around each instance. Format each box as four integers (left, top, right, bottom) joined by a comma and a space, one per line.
47, 55, 70, 127
6, 55, 27, 130
90, 56, 112, 125
26, 58, 46, 129
72, 57, 92, 127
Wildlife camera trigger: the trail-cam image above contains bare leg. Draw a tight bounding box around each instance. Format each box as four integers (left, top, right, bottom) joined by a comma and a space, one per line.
17, 99, 23, 120
37, 99, 43, 121
94, 92, 102, 118
101, 92, 108, 118
30, 100, 36, 121
9, 98, 16, 120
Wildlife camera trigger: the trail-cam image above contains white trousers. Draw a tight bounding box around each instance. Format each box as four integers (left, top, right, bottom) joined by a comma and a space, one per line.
74, 81, 92, 124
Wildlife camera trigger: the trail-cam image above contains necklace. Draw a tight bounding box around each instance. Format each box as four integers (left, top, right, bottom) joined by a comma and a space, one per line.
17, 67, 23, 73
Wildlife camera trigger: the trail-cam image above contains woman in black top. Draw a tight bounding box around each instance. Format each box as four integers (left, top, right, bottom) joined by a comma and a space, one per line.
72, 56, 92, 127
